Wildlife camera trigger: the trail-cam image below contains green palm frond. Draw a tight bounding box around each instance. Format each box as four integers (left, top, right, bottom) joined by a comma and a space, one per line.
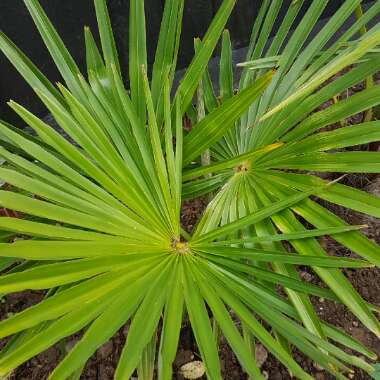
182, 0, 380, 379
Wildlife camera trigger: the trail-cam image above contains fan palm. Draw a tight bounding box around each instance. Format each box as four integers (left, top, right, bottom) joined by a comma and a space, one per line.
183, 0, 380, 378
0, 0, 379, 379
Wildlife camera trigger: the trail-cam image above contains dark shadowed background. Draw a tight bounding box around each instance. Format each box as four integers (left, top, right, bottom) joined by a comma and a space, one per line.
0, 0, 375, 126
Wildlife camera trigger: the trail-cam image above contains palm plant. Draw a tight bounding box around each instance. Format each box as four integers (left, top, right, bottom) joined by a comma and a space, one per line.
0, 1, 379, 380
183, 0, 380, 378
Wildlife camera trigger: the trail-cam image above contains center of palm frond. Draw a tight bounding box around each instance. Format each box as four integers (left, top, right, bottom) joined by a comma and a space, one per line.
234, 160, 251, 174
171, 238, 191, 255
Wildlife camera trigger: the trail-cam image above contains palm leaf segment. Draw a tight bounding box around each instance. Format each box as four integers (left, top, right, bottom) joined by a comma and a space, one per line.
0, 0, 378, 379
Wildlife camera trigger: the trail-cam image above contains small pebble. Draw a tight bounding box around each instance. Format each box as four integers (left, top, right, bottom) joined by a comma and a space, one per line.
180, 361, 205, 379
